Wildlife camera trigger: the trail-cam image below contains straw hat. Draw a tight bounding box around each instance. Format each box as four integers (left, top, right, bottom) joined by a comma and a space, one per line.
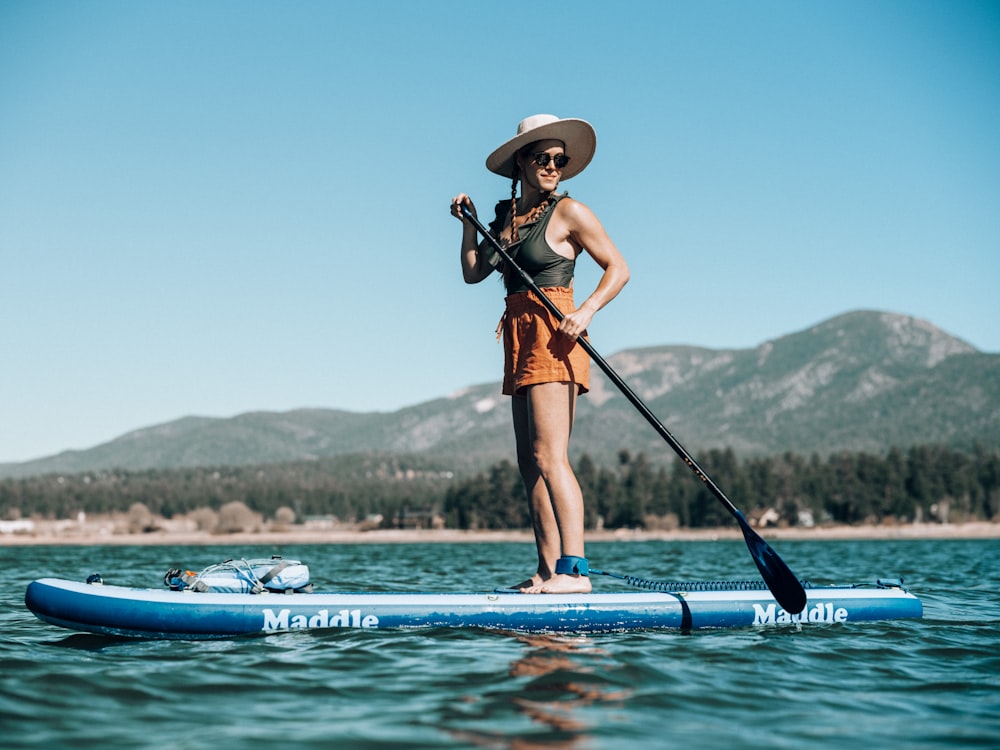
486, 114, 596, 181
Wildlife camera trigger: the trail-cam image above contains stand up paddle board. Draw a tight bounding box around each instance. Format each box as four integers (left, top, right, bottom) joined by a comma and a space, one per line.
25, 577, 922, 640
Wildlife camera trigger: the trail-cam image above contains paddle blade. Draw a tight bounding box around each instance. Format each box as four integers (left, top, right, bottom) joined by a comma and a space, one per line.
737, 514, 807, 614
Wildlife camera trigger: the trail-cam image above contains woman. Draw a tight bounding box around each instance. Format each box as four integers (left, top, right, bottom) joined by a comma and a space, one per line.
450, 114, 630, 594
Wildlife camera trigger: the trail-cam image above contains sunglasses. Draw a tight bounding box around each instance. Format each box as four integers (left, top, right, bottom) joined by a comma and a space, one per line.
531, 152, 570, 169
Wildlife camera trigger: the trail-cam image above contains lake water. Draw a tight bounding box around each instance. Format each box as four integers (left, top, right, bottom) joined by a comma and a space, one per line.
2, 538, 998, 748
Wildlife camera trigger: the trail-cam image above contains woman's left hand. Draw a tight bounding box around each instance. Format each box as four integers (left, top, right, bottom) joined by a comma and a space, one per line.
559, 306, 595, 342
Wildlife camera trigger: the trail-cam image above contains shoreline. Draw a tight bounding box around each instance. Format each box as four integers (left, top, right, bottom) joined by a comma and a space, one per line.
2, 521, 998, 547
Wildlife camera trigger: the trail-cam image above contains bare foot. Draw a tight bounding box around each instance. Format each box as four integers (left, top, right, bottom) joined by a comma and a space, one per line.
503, 574, 543, 591
521, 574, 592, 595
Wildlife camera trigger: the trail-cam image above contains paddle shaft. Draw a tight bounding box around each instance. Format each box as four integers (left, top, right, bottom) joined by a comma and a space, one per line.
461, 204, 741, 517
460, 203, 806, 613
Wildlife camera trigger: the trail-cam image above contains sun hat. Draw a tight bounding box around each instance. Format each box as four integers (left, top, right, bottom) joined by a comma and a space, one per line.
486, 114, 597, 181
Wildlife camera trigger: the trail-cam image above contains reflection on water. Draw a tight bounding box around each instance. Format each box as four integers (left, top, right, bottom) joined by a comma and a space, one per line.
453, 633, 632, 749
510, 634, 632, 747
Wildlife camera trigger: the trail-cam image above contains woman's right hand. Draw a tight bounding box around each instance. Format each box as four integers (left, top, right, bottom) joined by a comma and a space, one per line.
455, 193, 493, 284
450, 193, 477, 223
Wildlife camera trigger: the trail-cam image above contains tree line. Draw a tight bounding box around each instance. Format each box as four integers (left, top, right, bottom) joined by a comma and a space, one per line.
1, 445, 997, 530
0, 455, 448, 528
442, 445, 1000, 529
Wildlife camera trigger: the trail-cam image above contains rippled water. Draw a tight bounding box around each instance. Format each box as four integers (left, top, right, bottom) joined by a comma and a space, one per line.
3, 539, 998, 748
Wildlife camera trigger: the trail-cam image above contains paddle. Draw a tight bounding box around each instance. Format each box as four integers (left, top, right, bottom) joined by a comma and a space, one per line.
460, 203, 807, 614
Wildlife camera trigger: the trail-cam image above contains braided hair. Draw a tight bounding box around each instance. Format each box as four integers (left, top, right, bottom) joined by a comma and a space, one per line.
508, 165, 522, 244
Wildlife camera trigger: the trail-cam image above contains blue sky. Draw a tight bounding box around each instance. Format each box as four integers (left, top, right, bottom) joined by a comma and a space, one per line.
2, 0, 998, 463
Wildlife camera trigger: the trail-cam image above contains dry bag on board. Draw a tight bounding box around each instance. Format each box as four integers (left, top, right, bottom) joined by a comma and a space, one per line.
164, 556, 313, 594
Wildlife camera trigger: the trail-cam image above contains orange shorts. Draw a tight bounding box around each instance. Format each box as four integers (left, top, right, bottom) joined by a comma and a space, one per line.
502, 287, 590, 396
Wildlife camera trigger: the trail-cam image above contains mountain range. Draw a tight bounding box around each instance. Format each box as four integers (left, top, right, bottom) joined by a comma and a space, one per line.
2, 310, 997, 479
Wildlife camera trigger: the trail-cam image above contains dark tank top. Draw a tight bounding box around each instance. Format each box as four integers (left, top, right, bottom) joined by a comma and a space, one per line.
488, 193, 576, 295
